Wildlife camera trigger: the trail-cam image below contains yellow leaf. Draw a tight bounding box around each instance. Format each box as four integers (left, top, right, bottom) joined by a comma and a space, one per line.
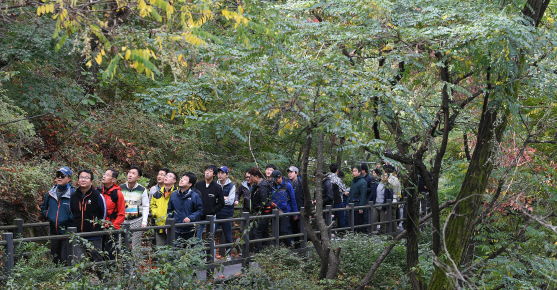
125, 50, 131, 60
441, 14, 448, 20
95, 53, 102, 65
86, 60, 92, 68
171, 110, 176, 120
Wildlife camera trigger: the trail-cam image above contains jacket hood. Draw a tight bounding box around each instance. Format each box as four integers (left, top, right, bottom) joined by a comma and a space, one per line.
174, 187, 199, 199
241, 180, 250, 189
218, 178, 232, 187
48, 184, 74, 200
353, 175, 365, 181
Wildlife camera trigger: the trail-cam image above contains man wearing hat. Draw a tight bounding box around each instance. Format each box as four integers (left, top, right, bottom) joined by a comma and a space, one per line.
287, 166, 304, 248
215, 166, 236, 260
270, 170, 298, 247
41, 167, 75, 265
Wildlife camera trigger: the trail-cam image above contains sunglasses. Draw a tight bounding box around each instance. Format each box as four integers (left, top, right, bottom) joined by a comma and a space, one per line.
56, 173, 67, 179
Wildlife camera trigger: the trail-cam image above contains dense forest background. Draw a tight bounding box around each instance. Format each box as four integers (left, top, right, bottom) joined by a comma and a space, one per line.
1, 0, 557, 289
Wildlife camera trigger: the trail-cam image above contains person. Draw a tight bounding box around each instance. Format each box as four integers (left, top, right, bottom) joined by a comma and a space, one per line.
270, 170, 298, 247
346, 165, 367, 233
388, 170, 403, 230
328, 164, 347, 229
369, 172, 394, 234
287, 166, 303, 248
360, 164, 375, 233
70, 169, 106, 262
41, 167, 75, 266
150, 171, 177, 246
383, 161, 395, 174
98, 168, 125, 260
149, 168, 169, 202
120, 166, 149, 248
237, 169, 252, 213
194, 165, 224, 241
167, 172, 204, 245
215, 166, 236, 260
316, 171, 334, 207
265, 164, 277, 182
248, 167, 272, 253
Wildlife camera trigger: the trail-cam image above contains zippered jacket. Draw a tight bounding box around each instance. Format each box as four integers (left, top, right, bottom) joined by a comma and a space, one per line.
120, 182, 149, 226
194, 180, 224, 220
250, 179, 271, 215
348, 175, 367, 206
41, 185, 75, 235
99, 184, 125, 229
237, 181, 251, 213
271, 179, 298, 214
70, 187, 106, 240
216, 178, 236, 218
150, 185, 176, 233
167, 188, 204, 233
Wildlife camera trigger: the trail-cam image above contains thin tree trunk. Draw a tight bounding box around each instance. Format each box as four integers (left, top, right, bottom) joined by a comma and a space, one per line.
408, 164, 427, 290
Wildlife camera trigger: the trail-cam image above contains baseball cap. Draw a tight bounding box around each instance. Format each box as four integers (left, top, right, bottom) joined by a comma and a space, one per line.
270, 170, 282, 182
287, 166, 299, 173
218, 166, 230, 174
57, 167, 72, 177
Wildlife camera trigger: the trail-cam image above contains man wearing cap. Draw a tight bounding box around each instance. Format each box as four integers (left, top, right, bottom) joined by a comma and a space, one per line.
287, 166, 304, 248
270, 170, 298, 248
215, 166, 236, 260
41, 167, 75, 265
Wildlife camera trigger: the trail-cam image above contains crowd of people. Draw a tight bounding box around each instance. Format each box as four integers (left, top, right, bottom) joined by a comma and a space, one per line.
40, 161, 407, 265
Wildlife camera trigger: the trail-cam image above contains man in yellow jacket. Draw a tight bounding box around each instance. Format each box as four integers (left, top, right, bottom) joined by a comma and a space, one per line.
150, 171, 177, 246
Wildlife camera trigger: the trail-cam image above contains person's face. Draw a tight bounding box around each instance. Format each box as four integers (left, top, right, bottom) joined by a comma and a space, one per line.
372, 171, 378, 178
244, 172, 251, 183
102, 170, 115, 185
78, 172, 93, 189
288, 171, 297, 181
249, 175, 259, 185
164, 173, 176, 185
352, 168, 361, 178
205, 169, 214, 180
274, 176, 282, 185
127, 169, 139, 183
376, 164, 381, 169
157, 170, 167, 184
265, 168, 274, 179
218, 171, 228, 182
179, 175, 191, 189
381, 173, 389, 182
55, 171, 72, 186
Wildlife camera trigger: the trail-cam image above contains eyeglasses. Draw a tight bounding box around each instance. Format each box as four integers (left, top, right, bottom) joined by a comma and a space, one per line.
56, 173, 67, 179
78, 176, 92, 180
245, 176, 250, 179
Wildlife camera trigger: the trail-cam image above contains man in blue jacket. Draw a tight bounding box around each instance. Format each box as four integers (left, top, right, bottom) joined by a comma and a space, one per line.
270, 170, 298, 247
167, 172, 204, 245
346, 165, 367, 233
41, 167, 75, 266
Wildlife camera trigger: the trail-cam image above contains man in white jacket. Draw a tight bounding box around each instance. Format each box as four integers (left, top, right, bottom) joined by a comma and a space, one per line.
215, 166, 236, 261
120, 165, 149, 248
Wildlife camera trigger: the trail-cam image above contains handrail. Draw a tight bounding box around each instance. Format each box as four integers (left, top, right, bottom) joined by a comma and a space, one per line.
0, 199, 424, 280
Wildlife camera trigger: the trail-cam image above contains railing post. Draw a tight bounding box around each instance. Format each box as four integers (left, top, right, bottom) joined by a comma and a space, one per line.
67, 227, 77, 266
300, 207, 307, 253
2, 232, 14, 277
349, 203, 355, 233
325, 205, 332, 240
387, 199, 393, 233
207, 215, 215, 263
273, 209, 280, 246
368, 203, 374, 234
241, 212, 250, 259
14, 219, 23, 237
166, 218, 175, 246
122, 221, 131, 252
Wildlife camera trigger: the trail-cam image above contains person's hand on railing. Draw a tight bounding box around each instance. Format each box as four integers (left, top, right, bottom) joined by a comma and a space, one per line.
183, 217, 190, 223
359, 210, 363, 214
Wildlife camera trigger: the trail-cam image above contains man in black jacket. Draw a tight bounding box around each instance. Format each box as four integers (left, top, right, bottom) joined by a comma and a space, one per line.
287, 166, 303, 248
194, 165, 225, 240
248, 167, 271, 253
70, 169, 106, 262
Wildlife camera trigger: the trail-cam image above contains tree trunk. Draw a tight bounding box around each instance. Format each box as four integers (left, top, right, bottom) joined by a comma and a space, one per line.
428, 1, 549, 287
407, 164, 427, 290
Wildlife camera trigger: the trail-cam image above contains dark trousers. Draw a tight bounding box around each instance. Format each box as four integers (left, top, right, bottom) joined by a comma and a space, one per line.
291, 216, 302, 248
102, 233, 119, 260
51, 238, 69, 266
277, 215, 291, 247
354, 210, 365, 233
252, 217, 270, 253
333, 203, 347, 229
214, 217, 233, 256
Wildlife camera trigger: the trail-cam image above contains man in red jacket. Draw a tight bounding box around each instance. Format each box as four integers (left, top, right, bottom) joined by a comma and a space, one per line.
99, 168, 125, 260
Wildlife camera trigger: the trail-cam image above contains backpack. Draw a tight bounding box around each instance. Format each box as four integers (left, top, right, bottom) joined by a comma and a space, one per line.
99, 186, 119, 220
